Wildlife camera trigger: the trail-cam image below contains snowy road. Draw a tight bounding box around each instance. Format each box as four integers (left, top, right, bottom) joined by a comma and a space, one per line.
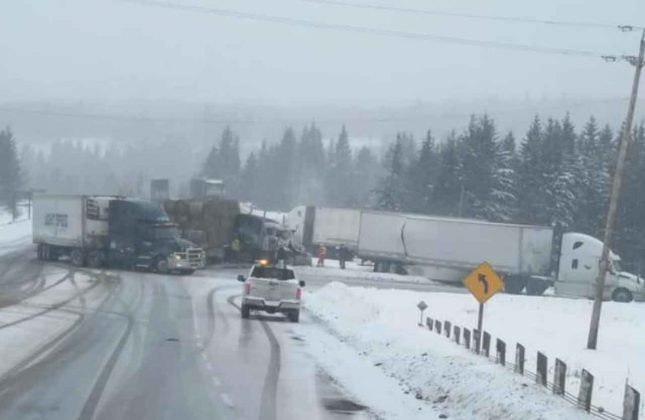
0, 248, 601, 420
0, 251, 442, 420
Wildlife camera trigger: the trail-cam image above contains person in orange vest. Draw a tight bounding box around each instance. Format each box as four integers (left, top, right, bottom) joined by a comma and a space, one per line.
316, 243, 327, 267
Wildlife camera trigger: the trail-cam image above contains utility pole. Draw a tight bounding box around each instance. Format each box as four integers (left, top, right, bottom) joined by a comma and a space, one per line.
587, 30, 645, 350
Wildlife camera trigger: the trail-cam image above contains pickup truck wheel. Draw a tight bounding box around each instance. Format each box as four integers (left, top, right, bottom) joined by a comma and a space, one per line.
241, 304, 250, 319
87, 251, 104, 268
70, 249, 86, 267
288, 310, 300, 323
155, 257, 169, 274
612, 288, 633, 303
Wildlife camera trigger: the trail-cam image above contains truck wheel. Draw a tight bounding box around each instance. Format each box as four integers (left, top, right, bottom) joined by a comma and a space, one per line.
155, 257, 169, 274
504, 276, 526, 294
241, 304, 250, 319
70, 249, 86, 267
288, 310, 300, 323
612, 288, 633, 303
87, 251, 105, 268
526, 279, 549, 296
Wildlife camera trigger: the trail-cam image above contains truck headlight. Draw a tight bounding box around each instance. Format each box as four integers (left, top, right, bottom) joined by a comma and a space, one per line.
174, 254, 182, 260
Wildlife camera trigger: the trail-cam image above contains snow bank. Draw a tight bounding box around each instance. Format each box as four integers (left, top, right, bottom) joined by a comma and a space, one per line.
0, 218, 32, 256
305, 283, 606, 419
296, 259, 434, 285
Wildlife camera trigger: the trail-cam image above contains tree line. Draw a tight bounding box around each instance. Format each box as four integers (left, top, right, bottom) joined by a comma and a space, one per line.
203, 115, 645, 271
0, 127, 22, 217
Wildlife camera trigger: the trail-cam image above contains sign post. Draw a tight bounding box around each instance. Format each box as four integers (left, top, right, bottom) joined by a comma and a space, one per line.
417, 300, 428, 327
463, 262, 504, 354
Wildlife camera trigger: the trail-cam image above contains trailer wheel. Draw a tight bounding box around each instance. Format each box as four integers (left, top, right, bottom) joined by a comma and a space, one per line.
70, 249, 86, 267
155, 257, 169, 274
504, 276, 526, 294
87, 251, 105, 268
526, 279, 549, 296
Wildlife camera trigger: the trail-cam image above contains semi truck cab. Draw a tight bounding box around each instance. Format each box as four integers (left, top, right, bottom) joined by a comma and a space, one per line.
555, 233, 644, 302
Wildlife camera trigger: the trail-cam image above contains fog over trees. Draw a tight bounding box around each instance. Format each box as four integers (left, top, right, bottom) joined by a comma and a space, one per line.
5, 113, 645, 270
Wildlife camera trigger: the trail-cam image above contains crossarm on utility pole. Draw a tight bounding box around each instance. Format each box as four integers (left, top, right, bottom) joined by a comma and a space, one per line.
587, 30, 645, 350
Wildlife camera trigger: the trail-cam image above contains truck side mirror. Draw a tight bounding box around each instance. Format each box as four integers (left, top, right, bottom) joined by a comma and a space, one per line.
299, 280, 306, 287
237, 275, 246, 282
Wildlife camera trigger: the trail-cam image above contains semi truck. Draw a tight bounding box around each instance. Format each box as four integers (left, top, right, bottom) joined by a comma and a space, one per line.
164, 199, 308, 264
357, 210, 644, 302
33, 195, 204, 273
286, 206, 361, 257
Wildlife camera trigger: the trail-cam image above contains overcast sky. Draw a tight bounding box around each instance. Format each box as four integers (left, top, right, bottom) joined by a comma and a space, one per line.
2, 0, 644, 106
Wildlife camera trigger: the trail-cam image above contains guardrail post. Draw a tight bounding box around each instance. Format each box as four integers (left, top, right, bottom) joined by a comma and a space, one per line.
536, 352, 547, 387
454, 326, 461, 344
444, 321, 451, 338
578, 369, 594, 413
623, 384, 640, 420
426, 317, 433, 330
515, 343, 525, 375
482, 332, 491, 358
554, 359, 567, 395
435, 320, 442, 334
473, 329, 481, 354
464, 328, 471, 350
496, 339, 506, 366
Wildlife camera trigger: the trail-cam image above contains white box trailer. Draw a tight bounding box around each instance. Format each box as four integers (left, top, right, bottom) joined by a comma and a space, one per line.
357, 210, 554, 284
287, 206, 361, 251
32, 195, 112, 249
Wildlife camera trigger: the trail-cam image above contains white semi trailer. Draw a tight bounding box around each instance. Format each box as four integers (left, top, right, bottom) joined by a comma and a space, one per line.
286, 206, 361, 255
357, 210, 644, 302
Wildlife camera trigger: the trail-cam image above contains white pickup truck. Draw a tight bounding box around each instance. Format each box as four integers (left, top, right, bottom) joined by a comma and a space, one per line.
238, 262, 306, 322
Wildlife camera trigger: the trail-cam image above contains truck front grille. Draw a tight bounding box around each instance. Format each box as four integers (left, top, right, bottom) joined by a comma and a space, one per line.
187, 248, 204, 268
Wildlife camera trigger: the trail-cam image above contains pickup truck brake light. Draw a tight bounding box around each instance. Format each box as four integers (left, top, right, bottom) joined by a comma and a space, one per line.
244, 282, 251, 295
296, 287, 301, 299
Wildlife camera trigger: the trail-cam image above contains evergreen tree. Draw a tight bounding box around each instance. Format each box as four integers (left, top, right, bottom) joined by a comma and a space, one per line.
375, 136, 406, 211
239, 152, 259, 202
352, 146, 378, 208
574, 116, 609, 235
433, 132, 461, 216
405, 130, 437, 213
516, 116, 546, 224
202, 126, 241, 196
325, 126, 354, 207
0, 127, 22, 216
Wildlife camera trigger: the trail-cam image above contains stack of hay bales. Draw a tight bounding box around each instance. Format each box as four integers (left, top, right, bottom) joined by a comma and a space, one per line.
163, 198, 240, 253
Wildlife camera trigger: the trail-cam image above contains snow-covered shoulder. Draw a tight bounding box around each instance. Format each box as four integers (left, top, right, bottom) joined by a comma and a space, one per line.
304, 282, 624, 419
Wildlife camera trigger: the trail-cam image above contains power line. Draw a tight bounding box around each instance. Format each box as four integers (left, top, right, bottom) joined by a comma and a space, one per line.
115, 0, 616, 58
302, 0, 644, 31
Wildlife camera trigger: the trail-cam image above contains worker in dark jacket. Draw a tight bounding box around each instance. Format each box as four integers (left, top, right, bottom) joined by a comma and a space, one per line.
338, 244, 350, 269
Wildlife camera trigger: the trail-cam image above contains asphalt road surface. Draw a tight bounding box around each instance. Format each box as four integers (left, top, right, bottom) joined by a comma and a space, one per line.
0, 249, 455, 420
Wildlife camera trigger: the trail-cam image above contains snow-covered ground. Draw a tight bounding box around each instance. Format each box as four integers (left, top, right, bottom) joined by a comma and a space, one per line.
305, 282, 639, 419
296, 258, 435, 285
0, 208, 32, 256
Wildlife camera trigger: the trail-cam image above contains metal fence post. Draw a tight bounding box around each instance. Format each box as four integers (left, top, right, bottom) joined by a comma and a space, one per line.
482, 332, 491, 358
454, 326, 461, 344
444, 321, 451, 338
496, 339, 506, 366
464, 328, 471, 350
473, 329, 481, 354
435, 320, 442, 334
515, 343, 525, 375
426, 317, 433, 330
578, 369, 594, 413
623, 384, 640, 420
536, 352, 547, 387
554, 359, 567, 395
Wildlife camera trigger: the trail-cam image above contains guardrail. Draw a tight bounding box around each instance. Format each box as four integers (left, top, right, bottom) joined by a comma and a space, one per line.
423, 316, 640, 420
